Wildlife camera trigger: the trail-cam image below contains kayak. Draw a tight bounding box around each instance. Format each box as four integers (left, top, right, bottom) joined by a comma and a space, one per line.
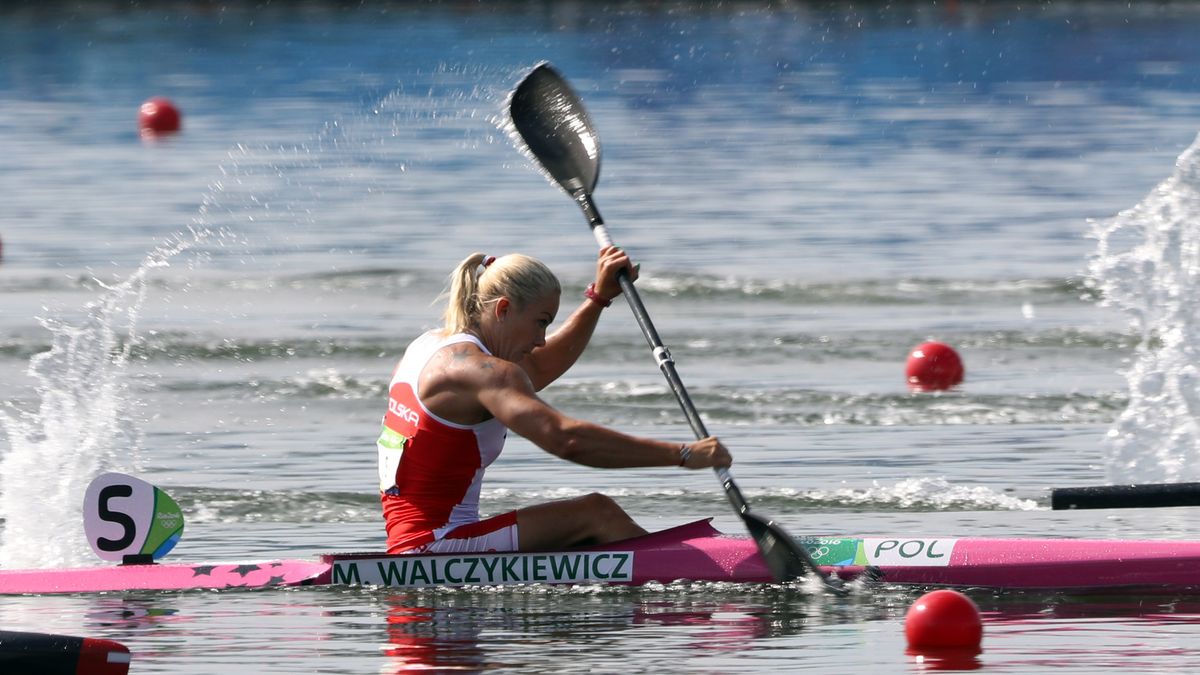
326, 518, 1200, 592
6, 519, 1200, 595
0, 558, 330, 594
0, 629, 130, 675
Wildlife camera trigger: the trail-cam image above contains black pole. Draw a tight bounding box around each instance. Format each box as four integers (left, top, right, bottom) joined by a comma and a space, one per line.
1051, 482, 1200, 510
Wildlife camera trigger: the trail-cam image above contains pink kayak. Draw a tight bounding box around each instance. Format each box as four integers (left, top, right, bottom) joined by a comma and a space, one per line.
325, 519, 1200, 592
0, 559, 329, 594
4, 519, 1200, 594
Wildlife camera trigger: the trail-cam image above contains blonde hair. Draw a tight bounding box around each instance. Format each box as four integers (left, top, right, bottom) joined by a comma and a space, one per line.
442, 253, 561, 335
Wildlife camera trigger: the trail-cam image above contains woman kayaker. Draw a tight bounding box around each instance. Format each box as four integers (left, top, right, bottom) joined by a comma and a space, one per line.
378, 246, 732, 554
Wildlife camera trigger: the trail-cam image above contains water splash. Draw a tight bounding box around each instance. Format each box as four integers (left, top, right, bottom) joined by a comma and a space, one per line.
0, 126, 348, 568
0, 67, 510, 568
1088, 132, 1200, 482
0, 233, 202, 568
793, 477, 1038, 512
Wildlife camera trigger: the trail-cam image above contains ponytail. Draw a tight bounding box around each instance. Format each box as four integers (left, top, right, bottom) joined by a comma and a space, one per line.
442, 252, 490, 335
441, 252, 561, 335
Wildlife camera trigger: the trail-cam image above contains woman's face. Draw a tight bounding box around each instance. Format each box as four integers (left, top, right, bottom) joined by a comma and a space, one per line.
488, 290, 560, 362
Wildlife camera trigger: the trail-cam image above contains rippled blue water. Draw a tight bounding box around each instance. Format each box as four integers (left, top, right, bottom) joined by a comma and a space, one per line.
4, 2, 1200, 672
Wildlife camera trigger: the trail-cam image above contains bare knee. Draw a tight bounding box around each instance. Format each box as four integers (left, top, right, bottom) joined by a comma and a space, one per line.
577, 492, 622, 516
575, 492, 644, 542
517, 492, 648, 549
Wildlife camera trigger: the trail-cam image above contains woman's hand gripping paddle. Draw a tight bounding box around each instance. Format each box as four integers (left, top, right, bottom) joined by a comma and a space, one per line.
507, 63, 845, 593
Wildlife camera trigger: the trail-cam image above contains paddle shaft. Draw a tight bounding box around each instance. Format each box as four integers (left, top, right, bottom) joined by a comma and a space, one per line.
581, 195, 839, 590
581, 195, 750, 514
507, 64, 836, 587
1052, 481, 1200, 510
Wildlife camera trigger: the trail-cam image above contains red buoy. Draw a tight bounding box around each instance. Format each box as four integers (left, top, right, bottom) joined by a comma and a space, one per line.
904, 589, 983, 650
138, 96, 182, 136
906, 341, 964, 391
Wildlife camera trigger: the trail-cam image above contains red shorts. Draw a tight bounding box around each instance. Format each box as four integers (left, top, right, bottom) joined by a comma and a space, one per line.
405, 511, 519, 554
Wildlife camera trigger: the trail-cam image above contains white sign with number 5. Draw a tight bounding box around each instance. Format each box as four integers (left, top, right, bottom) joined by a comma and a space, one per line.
83, 472, 184, 563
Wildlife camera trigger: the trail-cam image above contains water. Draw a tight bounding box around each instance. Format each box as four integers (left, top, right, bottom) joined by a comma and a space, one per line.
4, 1, 1200, 671
1088, 135, 1200, 483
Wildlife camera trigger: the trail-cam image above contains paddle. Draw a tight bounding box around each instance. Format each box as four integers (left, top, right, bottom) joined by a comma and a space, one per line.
1052, 481, 1200, 510
509, 63, 845, 592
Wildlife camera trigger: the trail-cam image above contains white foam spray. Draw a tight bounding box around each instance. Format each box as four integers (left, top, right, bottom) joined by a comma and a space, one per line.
1087, 132, 1200, 483
0, 112, 368, 569
0, 68, 512, 569
0, 233, 204, 568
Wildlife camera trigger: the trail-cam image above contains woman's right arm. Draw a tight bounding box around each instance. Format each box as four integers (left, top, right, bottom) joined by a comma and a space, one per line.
474, 356, 731, 470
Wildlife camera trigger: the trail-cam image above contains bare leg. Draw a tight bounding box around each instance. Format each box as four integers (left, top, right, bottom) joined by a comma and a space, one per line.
516, 493, 648, 550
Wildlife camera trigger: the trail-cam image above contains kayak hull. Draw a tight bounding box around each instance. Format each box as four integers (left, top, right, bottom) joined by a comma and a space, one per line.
326, 519, 772, 587
4, 520, 1200, 594
0, 559, 329, 594
0, 630, 130, 675
326, 519, 1200, 593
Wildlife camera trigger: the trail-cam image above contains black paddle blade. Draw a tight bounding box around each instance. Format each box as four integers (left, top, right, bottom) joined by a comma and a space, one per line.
509, 63, 601, 198
742, 511, 847, 594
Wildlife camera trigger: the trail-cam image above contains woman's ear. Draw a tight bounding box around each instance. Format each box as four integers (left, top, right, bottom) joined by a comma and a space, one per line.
494, 297, 511, 321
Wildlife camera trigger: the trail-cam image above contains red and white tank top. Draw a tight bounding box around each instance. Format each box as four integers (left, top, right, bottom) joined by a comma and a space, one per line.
377, 331, 508, 553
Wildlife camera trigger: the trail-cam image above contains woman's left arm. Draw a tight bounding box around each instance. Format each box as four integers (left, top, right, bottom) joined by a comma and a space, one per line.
520, 246, 636, 390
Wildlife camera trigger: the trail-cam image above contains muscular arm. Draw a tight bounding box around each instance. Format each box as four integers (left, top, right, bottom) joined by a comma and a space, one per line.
480, 358, 685, 468
424, 344, 730, 470
519, 299, 605, 391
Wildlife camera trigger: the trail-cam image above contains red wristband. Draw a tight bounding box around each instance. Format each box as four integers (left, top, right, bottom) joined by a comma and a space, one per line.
584, 282, 612, 308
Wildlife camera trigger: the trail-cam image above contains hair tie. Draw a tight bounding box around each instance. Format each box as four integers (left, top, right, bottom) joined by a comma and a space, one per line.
481, 255, 496, 268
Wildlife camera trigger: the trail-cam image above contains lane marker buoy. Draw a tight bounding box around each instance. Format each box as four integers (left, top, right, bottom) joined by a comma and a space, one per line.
138, 96, 182, 137
905, 588, 983, 651
906, 341, 964, 391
